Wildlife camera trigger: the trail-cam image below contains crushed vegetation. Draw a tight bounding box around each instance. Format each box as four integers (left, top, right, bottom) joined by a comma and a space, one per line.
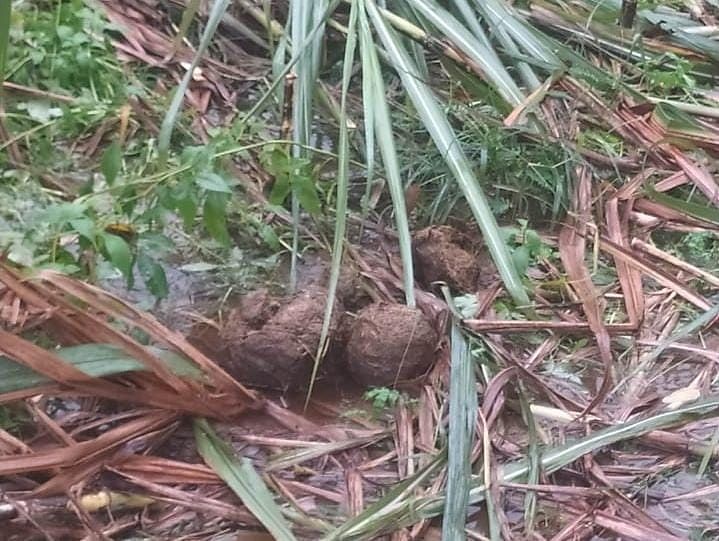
2, 0, 719, 540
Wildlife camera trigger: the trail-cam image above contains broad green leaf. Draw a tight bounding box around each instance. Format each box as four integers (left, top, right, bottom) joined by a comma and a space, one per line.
256, 221, 281, 251
366, 0, 530, 307
158, 0, 232, 165
293, 173, 321, 215
203, 191, 230, 245
69, 218, 97, 244
40, 202, 88, 227
101, 141, 122, 185
177, 196, 199, 228
194, 419, 297, 541
137, 252, 169, 299
196, 171, 232, 193
269, 171, 291, 205
0, 343, 201, 394
101, 233, 133, 283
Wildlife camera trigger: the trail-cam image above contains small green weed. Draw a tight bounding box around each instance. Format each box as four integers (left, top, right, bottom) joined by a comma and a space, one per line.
261, 146, 323, 216
672, 232, 719, 271
0, 404, 30, 435
9, 0, 122, 97
638, 53, 696, 97
364, 387, 404, 411
501, 219, 553, 277
393, 102, 569, 225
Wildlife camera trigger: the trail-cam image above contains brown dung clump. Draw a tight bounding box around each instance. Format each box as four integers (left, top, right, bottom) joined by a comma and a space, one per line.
217, 287, 342, 390
414, 225, 480, 292
345, 303, 438, 386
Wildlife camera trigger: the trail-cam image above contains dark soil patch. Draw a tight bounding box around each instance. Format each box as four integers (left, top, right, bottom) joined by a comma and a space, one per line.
345, 303, 438, 386
413, 225, 481, 292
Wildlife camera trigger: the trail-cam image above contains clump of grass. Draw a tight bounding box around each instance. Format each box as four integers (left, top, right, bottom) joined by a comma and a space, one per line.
395, 108, 570, 224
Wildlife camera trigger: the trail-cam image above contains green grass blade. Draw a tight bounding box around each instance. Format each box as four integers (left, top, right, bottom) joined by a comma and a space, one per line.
322, 453, 447, 541
697, 426, 719, 477
442, 323, 477, 541
266, 433, 384, 472
288, 0, 328, 292
307, 0, 359, 405
0, 0, 10, 88
518, 384, 539, 535
366, 0, 530, 307
359, 12, 376, 216
394, 3, 430, 81
240, 0, 342, 126
452, 0, 493, 48
0, 344, 202, 394
158, 0, 231, 166
406, 0, 525, 106
472, 0, 561, 67
457, 0, 550, 90
645, 185, 719, 227
359, 1, 415, 307
194, 419, 297, 541
272, 23, 290, 107
172, 0, 201, 53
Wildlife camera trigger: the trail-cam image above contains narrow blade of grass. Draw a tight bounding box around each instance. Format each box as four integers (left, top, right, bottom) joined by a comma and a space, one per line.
442, 323, 477, 541
171, 0, 201, 53
645, 185, 719, 227
473, 0, 561, 67
266, 433, 385, 472
366, 0, 530, 307
272, 20, 290, 107
407, 0, 525, 106
518, 384, 539, 536
322, 453, 447, 541
308, 0, 359, 404
158, 0, 231, 165
241, 0, 342, 125
359, 0, 415, 307
0, 0, 9, 87
288, 0, 328, 291
194, 418, 297, 541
